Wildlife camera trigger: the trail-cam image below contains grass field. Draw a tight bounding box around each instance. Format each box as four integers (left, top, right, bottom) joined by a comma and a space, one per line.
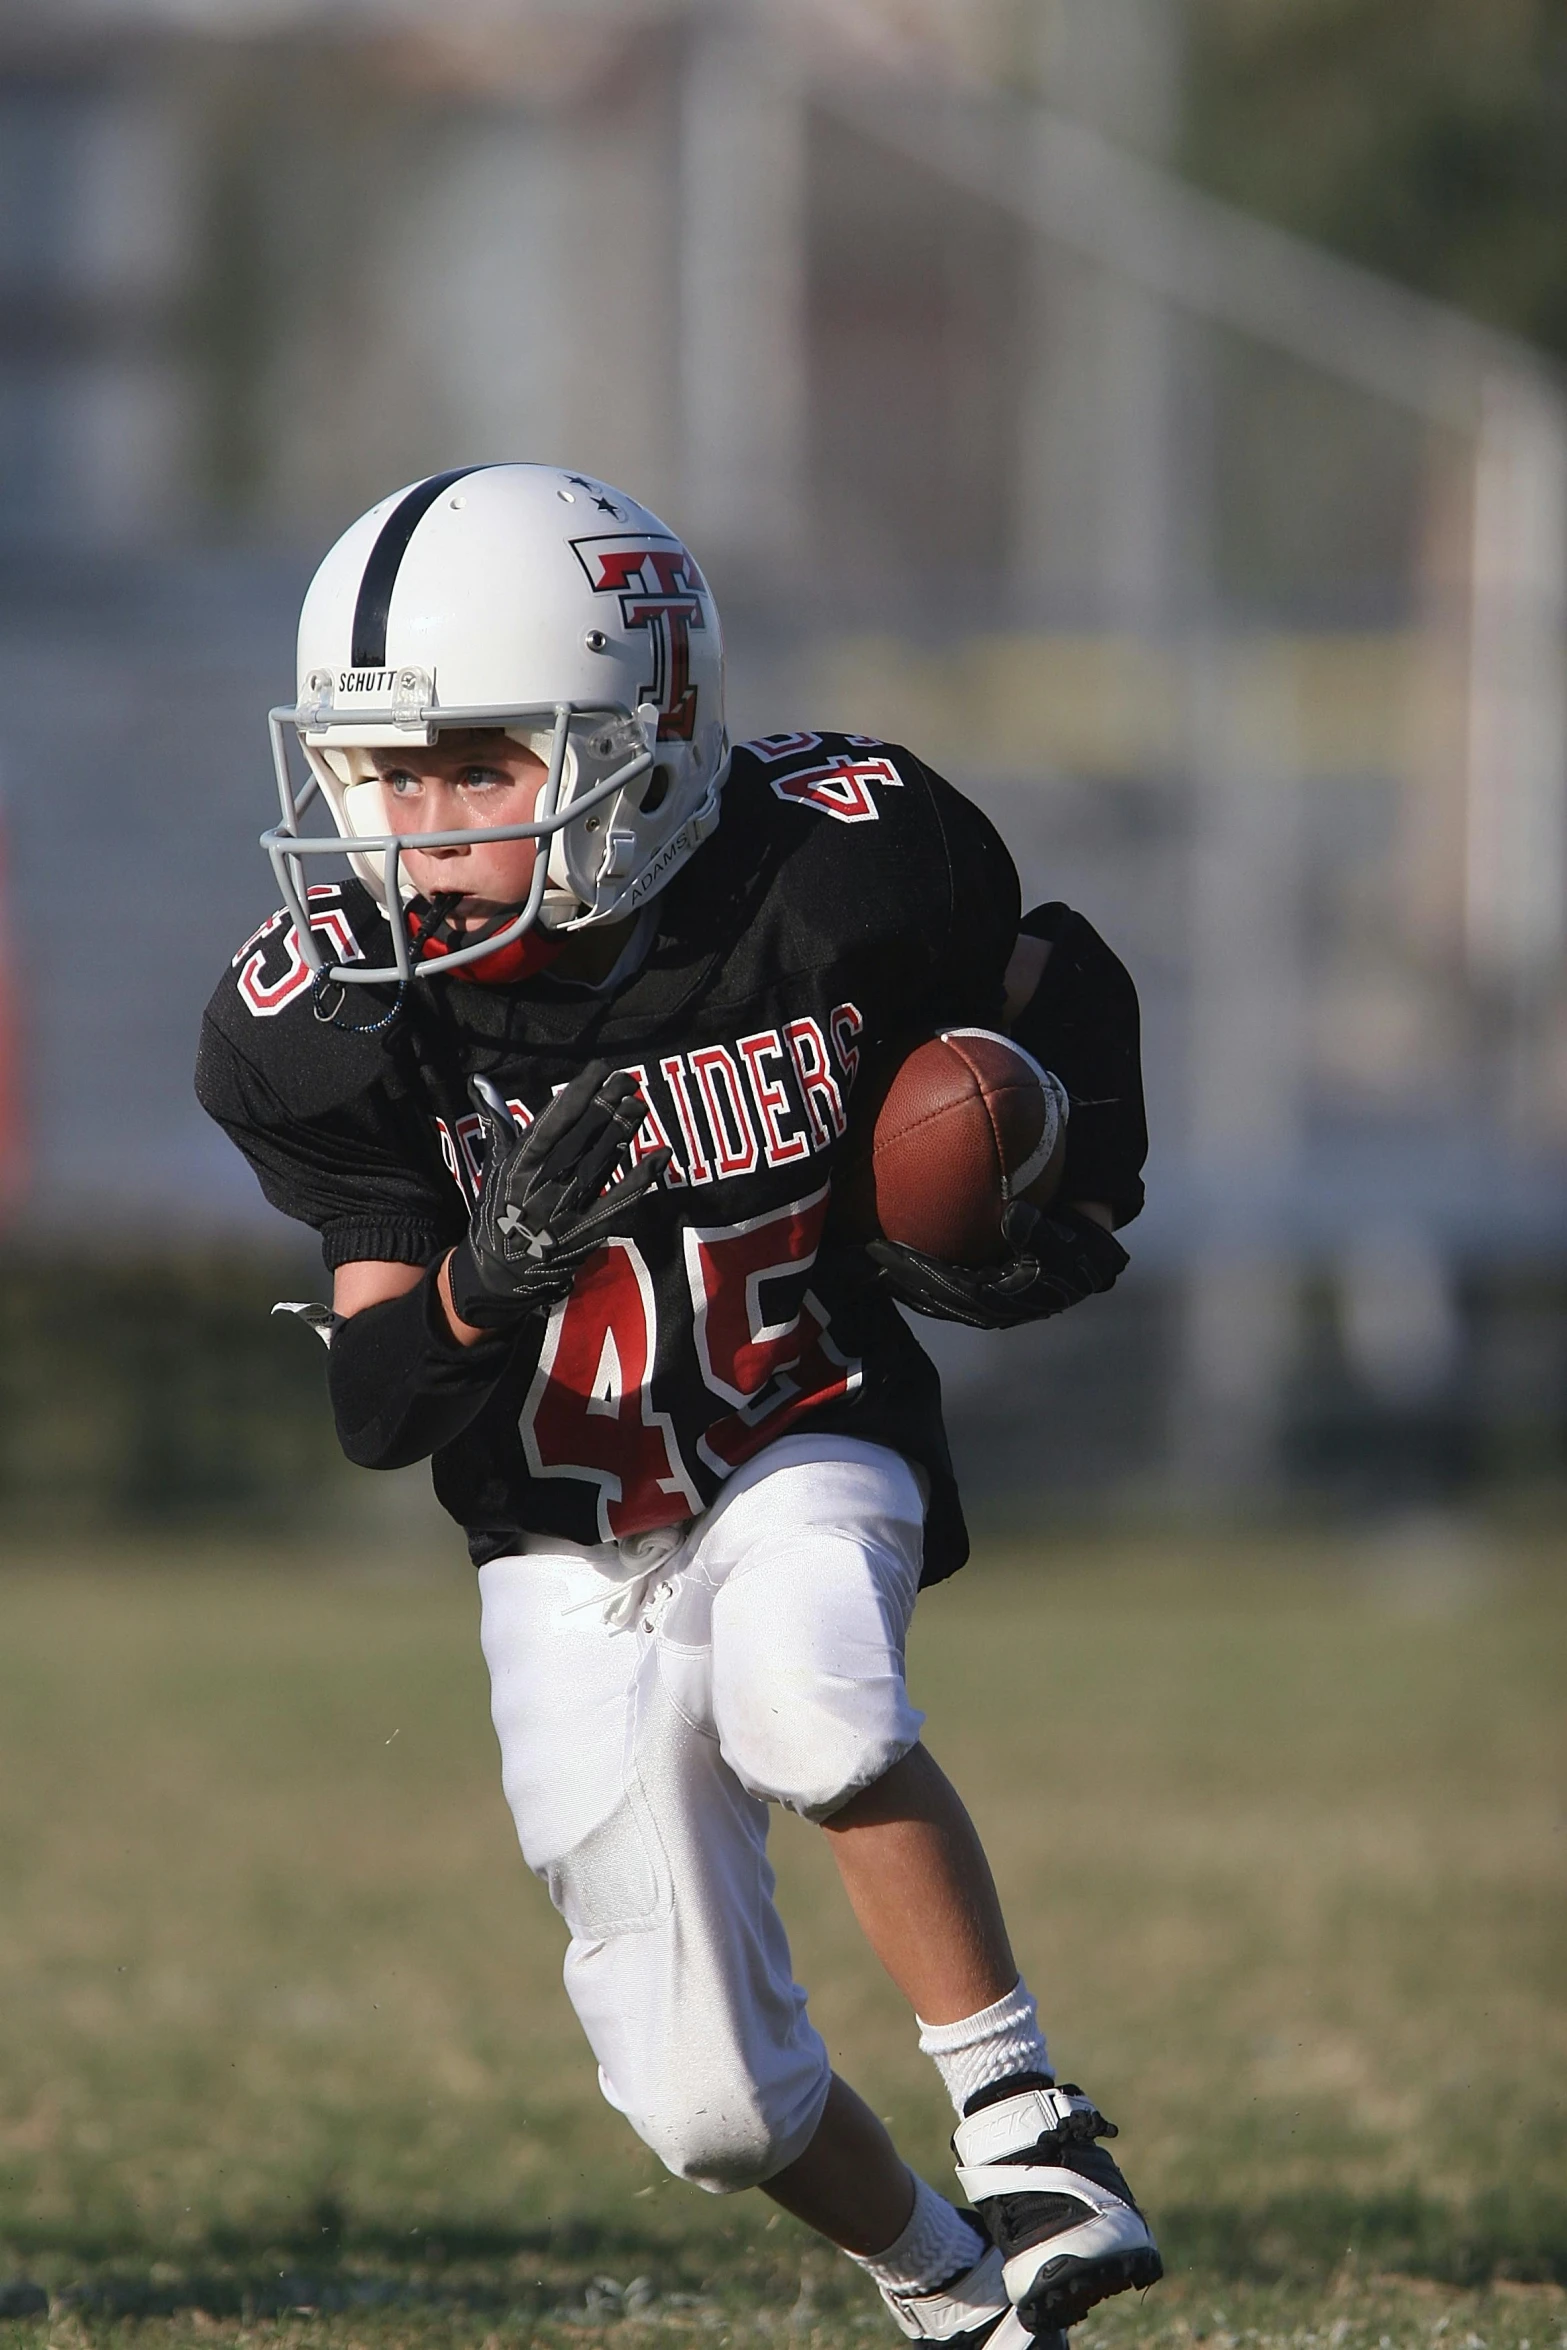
0, 1528, 1562, 2350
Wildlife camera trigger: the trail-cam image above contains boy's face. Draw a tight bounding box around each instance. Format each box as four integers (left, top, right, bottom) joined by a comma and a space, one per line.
372, 729, 549, 917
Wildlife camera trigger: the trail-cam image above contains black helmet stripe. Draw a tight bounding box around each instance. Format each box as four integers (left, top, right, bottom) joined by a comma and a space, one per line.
350, 464, 493, 670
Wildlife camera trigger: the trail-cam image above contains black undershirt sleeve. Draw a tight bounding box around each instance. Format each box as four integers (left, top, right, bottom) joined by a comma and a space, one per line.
328, 1265, 517, 1471
1012, 903, 1148, 1227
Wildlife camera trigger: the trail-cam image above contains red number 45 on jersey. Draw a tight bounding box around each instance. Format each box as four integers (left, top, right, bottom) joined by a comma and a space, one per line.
520, 1187, 859, 1538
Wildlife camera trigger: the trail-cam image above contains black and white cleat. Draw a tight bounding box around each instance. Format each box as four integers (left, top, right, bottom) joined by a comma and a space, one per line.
953, 2084, 1163, 2334
878, 2244, 1068, 2350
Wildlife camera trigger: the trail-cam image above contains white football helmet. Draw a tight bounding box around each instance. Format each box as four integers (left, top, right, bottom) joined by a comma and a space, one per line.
264, 461, 729, 986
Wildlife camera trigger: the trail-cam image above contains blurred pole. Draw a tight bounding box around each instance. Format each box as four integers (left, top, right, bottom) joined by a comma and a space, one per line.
1463, 373, 1567, 989
1034, 0, 1187, 154
677, 1, 807, 578
1012, 241, 1180, 627
0, 70, 198, 543
1399, 428, 1475, 970
1013, 0, 1185, 624
0, 764, 23, 1216
1174, 641, 1305, 1496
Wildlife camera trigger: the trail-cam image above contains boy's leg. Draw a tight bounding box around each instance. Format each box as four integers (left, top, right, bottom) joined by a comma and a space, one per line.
479, 1506, 1023, 2343
479, 1499, 980, 2259
689, 1443, 1036, 2344
821, 1744, 1017, 2020
767, 2079, 1047, 2350
822, 1737, 1163, 2330
759, 2074, 914, 2252
704, 1451, 1160, 2331
478, 1544, 833, 2195
480, 1438, 1156, 2335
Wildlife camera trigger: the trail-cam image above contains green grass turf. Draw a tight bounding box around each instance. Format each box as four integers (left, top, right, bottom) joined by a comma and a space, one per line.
0, 1528, 1561, 2349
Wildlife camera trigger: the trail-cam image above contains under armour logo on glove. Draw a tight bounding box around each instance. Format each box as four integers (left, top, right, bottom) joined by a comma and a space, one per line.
868, 1202, 1128, 1330
495, 1203, 551, 1256
446, 1064, 670, 1329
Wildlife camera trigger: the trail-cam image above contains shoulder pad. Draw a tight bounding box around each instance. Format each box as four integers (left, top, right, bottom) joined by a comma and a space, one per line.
225, 881, 383, 1023
732, 732, 922, 826
204, 880, 403, 1120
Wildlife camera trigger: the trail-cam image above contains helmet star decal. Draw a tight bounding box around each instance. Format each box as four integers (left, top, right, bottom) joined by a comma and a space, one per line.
566, 474, 626, 519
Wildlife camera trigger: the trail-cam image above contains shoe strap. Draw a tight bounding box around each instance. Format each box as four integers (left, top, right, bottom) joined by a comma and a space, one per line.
953, 2085, 1111, 2168
883, 2246, 1007, 2340
952, 2159, 1130, 2219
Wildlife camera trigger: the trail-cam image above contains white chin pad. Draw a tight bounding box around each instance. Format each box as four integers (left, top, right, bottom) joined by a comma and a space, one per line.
340, 773, 388, 841
540, 735, 599, 904
336, 773, 408, 900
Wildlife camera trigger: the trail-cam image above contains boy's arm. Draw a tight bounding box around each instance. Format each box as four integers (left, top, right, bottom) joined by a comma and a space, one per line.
1001, 932, 1113, 1232
326, 1257, 514, 1470
328, 1067, 668, 1468
335, 1253, 487, 1344
918, 768, 1146, 1224
196, 1002, 501, 1465
1003, 903, 1148, 1231
867, 870, 1144, 1330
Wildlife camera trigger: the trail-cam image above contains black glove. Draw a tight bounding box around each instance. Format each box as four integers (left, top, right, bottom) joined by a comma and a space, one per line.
867, 1201, 1128, 1330
447, 1064, 668, 1329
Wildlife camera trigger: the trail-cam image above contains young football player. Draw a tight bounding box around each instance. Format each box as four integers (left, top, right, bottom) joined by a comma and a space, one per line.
196, 464, 1156, 2350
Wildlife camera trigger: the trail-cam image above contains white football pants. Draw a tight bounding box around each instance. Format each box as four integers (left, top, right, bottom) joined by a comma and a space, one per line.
477, 1435, 928, 2195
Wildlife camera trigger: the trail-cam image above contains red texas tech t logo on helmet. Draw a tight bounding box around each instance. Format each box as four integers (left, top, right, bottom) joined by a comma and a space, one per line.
572, 534, 710, 742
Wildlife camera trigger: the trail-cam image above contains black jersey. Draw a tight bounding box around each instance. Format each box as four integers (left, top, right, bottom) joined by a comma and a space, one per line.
197, 734, 1021, 1582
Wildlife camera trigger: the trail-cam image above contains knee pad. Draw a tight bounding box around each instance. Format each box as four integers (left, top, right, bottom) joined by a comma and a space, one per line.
592, 2009, 831, 2196
722, 1697, 919, 1821
622, 2077, 818, 2195
712, 1536, 924, 1818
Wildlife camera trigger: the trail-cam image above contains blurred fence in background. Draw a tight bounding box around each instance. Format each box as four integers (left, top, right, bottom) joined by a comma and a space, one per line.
1, 0, 1566, 1534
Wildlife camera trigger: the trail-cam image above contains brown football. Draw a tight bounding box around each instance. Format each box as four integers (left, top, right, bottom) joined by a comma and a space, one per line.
836, 1028, 1069, 1266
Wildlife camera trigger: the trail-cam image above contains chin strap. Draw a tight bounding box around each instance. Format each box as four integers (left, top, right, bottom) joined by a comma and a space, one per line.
311, 970, 407, 1033
309, 894, 564, 1032
406, 892, 566, 984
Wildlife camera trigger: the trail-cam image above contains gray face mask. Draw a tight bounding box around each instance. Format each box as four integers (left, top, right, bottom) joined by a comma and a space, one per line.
262, 694, 675, 990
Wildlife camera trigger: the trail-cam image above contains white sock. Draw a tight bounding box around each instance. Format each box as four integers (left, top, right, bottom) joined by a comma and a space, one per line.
916, 1978, 1051, 2116
846, 2171, 987, 2298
